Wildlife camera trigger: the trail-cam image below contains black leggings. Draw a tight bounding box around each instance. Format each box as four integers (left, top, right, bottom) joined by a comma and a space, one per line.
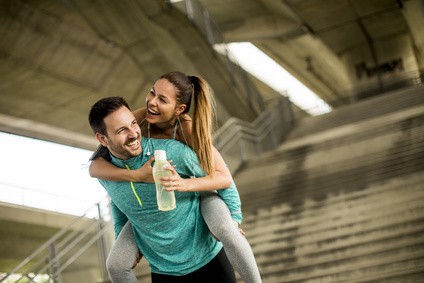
151, 248, 236, 283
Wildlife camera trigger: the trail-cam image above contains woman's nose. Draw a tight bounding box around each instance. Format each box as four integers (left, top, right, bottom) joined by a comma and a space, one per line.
148, 96, 158, 106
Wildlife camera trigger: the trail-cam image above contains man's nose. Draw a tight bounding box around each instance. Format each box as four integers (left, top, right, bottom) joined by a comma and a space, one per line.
128, 127, 138, 138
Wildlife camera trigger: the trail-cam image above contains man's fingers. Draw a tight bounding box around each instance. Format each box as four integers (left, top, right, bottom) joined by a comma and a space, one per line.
146, 156, 155, 165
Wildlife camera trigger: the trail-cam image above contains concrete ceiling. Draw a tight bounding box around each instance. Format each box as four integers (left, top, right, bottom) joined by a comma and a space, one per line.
200, 0, 424, 103
1, 0, 423, 150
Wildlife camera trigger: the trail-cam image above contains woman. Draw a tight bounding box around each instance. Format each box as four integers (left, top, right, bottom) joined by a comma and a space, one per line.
89, 71, 262, 283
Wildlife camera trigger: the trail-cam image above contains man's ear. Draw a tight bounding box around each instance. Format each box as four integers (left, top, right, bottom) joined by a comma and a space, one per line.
95, 133, 108, 147
175, 104, 187, 116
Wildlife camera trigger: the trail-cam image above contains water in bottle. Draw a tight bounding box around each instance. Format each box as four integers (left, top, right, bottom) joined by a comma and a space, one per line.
153, 150, 176, 211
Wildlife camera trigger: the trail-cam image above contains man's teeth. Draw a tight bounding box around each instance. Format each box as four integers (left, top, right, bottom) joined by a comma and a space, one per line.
127, 140, 138, 146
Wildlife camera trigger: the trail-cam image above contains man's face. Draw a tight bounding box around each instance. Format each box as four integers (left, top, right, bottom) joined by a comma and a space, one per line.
96, 106, 142, 160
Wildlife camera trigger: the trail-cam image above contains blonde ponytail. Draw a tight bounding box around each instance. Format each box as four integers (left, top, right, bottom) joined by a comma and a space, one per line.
190, 76, 216, 176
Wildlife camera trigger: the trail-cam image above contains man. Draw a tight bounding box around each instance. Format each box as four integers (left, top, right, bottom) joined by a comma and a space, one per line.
88, 97, 236, 283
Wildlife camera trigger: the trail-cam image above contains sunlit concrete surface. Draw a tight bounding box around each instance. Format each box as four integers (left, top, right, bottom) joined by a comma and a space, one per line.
1, 0, 423, 282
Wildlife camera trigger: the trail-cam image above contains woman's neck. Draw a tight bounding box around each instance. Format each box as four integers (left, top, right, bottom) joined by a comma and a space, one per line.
149, 117, 178, 139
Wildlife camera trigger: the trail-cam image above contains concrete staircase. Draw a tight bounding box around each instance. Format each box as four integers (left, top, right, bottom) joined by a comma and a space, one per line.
234, 86, 424, 282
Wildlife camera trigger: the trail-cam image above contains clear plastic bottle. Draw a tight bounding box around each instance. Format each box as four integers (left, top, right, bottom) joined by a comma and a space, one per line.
153, 150, 176, 211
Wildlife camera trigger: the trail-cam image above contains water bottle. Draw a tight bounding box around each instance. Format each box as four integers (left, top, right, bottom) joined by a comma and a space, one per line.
153, 150, 176, 211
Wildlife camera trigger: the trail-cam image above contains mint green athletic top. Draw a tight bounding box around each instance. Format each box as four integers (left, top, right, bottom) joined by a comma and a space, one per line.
98, 137, 242, 275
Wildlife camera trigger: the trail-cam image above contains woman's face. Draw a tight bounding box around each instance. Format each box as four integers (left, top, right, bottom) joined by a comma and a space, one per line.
145, 78, 185, 125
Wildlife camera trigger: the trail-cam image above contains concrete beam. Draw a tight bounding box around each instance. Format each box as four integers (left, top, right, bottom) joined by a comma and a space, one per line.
0, 113, 97, 151
222, 15, 302, 42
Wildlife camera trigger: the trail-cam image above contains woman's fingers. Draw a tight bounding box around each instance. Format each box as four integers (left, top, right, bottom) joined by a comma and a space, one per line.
157, 164, 191, 192
162, 178, 190, 192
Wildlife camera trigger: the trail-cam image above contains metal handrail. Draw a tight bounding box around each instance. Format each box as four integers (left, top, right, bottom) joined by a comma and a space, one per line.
0, 197, 111, 283
169, 0, 265, 114
213, 95, 294, 173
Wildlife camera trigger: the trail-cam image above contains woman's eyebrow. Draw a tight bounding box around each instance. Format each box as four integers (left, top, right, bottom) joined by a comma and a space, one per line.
151, 86, 169, 101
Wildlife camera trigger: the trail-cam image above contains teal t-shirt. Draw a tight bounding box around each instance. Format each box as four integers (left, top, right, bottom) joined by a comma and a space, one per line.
99, 138, 227, 275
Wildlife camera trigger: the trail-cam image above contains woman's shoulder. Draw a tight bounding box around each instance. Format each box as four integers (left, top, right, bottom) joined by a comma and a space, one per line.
133, 107, 147, 123
180, 114, 192, 123
179, 114, 193, 141
171, 114, 192, 147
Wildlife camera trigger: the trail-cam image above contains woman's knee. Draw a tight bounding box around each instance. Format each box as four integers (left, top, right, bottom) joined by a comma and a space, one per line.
106, 250, 132, 274
201, 196, 237, 239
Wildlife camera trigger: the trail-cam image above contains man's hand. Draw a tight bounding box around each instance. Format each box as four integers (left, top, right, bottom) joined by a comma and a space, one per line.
133, 156, 155, 182
131, 250, 143, 269
233, 220, 246, 236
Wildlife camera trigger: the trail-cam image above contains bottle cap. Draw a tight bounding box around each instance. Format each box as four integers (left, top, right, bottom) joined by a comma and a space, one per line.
154, 150, 167, 160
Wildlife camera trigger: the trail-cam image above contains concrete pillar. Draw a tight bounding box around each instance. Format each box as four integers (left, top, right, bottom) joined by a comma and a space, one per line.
341, 33, 420, 99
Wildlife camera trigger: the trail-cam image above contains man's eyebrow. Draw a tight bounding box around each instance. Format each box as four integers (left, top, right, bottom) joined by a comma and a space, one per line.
114, 126, 126, 134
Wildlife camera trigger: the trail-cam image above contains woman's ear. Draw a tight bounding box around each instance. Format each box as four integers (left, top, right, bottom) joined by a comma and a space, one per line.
175, 104, 187, 116
95, 133, 108, 147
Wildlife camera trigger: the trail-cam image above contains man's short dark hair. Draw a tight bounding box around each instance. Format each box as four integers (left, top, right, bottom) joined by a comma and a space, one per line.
88, 96, 131, 135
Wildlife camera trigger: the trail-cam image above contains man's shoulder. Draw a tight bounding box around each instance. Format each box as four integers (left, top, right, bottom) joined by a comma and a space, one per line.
150, 138, 189, 150
149, 138, 195, 161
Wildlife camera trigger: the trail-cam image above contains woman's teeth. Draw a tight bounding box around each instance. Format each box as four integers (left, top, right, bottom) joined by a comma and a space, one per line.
148, 109, 159, 115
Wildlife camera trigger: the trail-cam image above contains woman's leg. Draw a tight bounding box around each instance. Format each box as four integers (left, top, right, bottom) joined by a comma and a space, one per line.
200, 191, 262, 283
106, 221, 141, 283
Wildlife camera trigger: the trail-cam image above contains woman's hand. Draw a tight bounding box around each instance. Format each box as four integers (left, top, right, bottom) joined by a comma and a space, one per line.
161, 165, 194, 192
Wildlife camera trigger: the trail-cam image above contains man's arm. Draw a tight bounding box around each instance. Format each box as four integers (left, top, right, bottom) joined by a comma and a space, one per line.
109, 200, 129, 238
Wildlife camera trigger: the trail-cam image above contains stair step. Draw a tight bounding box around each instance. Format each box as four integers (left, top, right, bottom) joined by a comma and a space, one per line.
286, 85, 424, 140
234, 87, 424, 283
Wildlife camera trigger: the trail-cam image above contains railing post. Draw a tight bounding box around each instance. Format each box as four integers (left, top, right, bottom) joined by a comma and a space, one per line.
237, 130, 246, 163
48, 243, 60, 283
202, 9, 214, 45
97, 203, 109, 281
185, 0, 194, 22
172, 0, 264, 113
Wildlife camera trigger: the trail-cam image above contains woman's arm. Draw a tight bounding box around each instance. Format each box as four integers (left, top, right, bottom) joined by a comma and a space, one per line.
89, 157, 155, 183
172, 116, 233, 191
161, 146, 233, 191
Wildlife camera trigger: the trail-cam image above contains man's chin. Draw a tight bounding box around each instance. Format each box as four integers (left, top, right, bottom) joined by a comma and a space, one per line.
129, 147, 142, 157
117, 147, 141, 159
